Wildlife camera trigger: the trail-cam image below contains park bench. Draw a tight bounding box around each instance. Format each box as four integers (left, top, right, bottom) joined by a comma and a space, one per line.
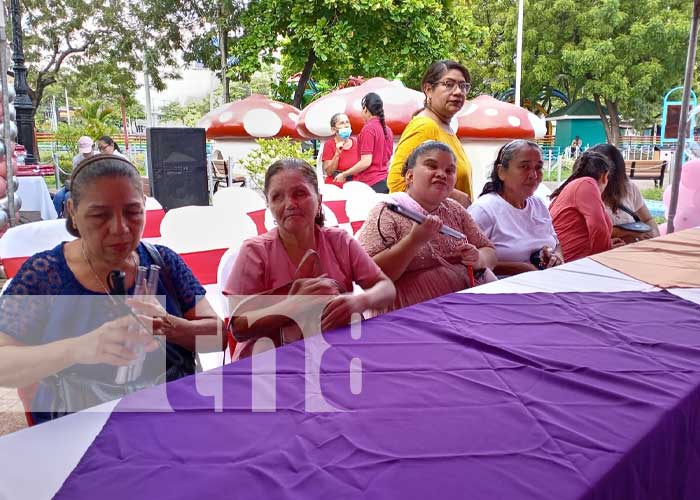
624, 160, 667, 187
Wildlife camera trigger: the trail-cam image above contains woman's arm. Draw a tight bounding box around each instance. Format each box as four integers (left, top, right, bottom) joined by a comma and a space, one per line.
132, 297, 224, 351
321, 272, 395, 331
576, 181, 613, 253
493, 262, 538, 276
636, 204, 660, 237
372, 215, 443, 281
336, 154, 372, 180
0, 317, 159, 388
323, 145, 341, 175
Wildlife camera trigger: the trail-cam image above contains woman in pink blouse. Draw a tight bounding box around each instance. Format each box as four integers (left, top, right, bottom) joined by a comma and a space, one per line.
549, 151, 620, 262
356, 141, 496, 315
224, 158, 395, 360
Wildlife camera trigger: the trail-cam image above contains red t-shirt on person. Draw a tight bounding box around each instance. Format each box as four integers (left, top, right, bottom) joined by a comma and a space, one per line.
549, 177, 613, 262
321, 137, 360, 186
356, 117, 394, 186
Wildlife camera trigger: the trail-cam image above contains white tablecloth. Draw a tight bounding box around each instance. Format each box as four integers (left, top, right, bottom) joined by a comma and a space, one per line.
16, 176, 57, 220
0, 258, 698, 500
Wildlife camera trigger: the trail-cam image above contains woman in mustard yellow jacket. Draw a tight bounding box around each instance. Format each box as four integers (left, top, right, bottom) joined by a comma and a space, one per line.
388, 60, 473, 206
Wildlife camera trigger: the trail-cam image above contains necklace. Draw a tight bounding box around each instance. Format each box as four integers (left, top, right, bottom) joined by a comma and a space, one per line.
80, 241, 138, 294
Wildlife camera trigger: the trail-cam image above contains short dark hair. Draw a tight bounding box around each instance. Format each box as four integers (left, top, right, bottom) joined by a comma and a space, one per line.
480, 140, 542, 197
65, 154, 142, 237
401, 141, 455, 177
263, 158, 325, 227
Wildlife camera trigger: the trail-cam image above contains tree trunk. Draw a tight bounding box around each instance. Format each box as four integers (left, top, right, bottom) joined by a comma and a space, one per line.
593, 94, 620, 145
219, 23, 229, 104
606, 98, 621, 145
292, 49, 316, 109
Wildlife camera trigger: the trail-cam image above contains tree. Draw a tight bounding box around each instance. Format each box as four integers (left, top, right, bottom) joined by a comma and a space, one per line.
231, 0, 479, 107
20, 0, 181, 119
495, 0, 692, 144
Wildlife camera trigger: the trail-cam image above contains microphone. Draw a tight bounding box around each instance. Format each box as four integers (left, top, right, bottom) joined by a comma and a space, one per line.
384, 202, 465, 239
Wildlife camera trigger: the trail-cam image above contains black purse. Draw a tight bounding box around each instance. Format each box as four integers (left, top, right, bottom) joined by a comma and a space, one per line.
41, 243, 196, 419
614, 204, 652, 233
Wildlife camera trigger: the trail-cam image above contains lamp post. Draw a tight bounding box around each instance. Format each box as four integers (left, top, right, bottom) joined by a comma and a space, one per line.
10, 0, 37, 164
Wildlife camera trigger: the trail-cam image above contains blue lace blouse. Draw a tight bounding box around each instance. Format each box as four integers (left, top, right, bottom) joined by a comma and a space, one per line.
0, 242, 206, 423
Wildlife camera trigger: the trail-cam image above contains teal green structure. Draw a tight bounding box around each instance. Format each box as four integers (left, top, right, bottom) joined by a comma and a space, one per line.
546, 99, 608, 149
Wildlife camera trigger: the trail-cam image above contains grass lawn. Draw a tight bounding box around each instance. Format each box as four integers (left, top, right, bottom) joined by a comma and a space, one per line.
641, 187, 663, 201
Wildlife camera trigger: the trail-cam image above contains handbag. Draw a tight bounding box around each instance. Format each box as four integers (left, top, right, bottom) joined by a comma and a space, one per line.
41, 242, 196, 419
614, 204, 651, 233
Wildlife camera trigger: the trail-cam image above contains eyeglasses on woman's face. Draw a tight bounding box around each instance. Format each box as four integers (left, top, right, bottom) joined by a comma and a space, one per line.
434, 79, 471, 94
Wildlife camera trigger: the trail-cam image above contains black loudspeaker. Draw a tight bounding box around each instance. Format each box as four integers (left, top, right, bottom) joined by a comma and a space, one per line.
146, 128, 209, 210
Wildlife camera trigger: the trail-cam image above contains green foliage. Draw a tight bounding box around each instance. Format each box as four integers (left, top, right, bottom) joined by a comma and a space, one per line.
494, 0, 692, 142
54, 123, 84, 158
642, 187, 663, 201
239, 138, 316, 190
21, 0, 183, 114
159, 99, 211, 127
228, 0, 478, 101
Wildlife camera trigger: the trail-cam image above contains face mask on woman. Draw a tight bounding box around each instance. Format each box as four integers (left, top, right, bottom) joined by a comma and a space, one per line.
337, 127, 352, 140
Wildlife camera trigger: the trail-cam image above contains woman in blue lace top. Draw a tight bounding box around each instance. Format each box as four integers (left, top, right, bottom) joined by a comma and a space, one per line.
0, 155, 222, 424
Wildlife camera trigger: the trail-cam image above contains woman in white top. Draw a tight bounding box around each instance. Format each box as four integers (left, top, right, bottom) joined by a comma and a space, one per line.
468, 139, 563, 276
587, 143, 659, 243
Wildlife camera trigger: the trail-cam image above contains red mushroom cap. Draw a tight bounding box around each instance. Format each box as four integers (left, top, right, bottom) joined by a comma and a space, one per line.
198, 94, 305, 140
455, 95, 546, 139
296, 77, 424, 138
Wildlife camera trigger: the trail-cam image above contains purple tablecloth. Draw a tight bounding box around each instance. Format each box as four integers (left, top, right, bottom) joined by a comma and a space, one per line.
55, 291, 700, 499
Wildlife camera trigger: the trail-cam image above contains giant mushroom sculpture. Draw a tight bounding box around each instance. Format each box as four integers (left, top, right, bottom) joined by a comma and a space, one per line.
296, 77, 424, 139
456, 95, 547, 196
197, 94, 305, 166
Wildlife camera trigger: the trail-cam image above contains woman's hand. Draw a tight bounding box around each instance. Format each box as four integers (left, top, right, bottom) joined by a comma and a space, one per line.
73, 315, 159, 366
454, 242, 480, 267
321, 294, 367, 331
289, 277, 341, 297
541, 246, 564, 268
126, 297, 176, 337
611, 237, 627, 248
334, 172, 348, 184
408, 215, 443, 247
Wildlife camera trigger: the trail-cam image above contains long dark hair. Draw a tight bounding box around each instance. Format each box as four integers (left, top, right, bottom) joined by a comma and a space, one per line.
361, 92, 388, 137
66, 154, 142, 237
264, 158, 324, 226
550, 151, 612, 199
480, 140, 542, 197
587, 143, 629, 211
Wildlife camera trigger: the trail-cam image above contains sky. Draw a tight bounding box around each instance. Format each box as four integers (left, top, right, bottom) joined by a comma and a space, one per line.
134, 66, 219, 112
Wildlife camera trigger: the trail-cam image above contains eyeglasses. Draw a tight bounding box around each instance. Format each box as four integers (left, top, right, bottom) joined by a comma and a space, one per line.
435, 79, 471, 94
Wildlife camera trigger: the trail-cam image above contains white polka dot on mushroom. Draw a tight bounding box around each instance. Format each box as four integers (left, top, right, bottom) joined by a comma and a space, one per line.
507, 116, 521, 127
458, 103, 478, 116
243, 108, 283, 137
484, 108, 498, 117
270, 103, 285, 110
289, 113, 299, 122
376, 88, 411, 105
304, 96, 347, 137
336, 87, 355, 95
219, 112, 234, 123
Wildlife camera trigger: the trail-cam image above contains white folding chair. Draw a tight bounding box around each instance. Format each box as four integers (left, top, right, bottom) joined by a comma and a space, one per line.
212, 186, 266, 217
0, 219, 76, 278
